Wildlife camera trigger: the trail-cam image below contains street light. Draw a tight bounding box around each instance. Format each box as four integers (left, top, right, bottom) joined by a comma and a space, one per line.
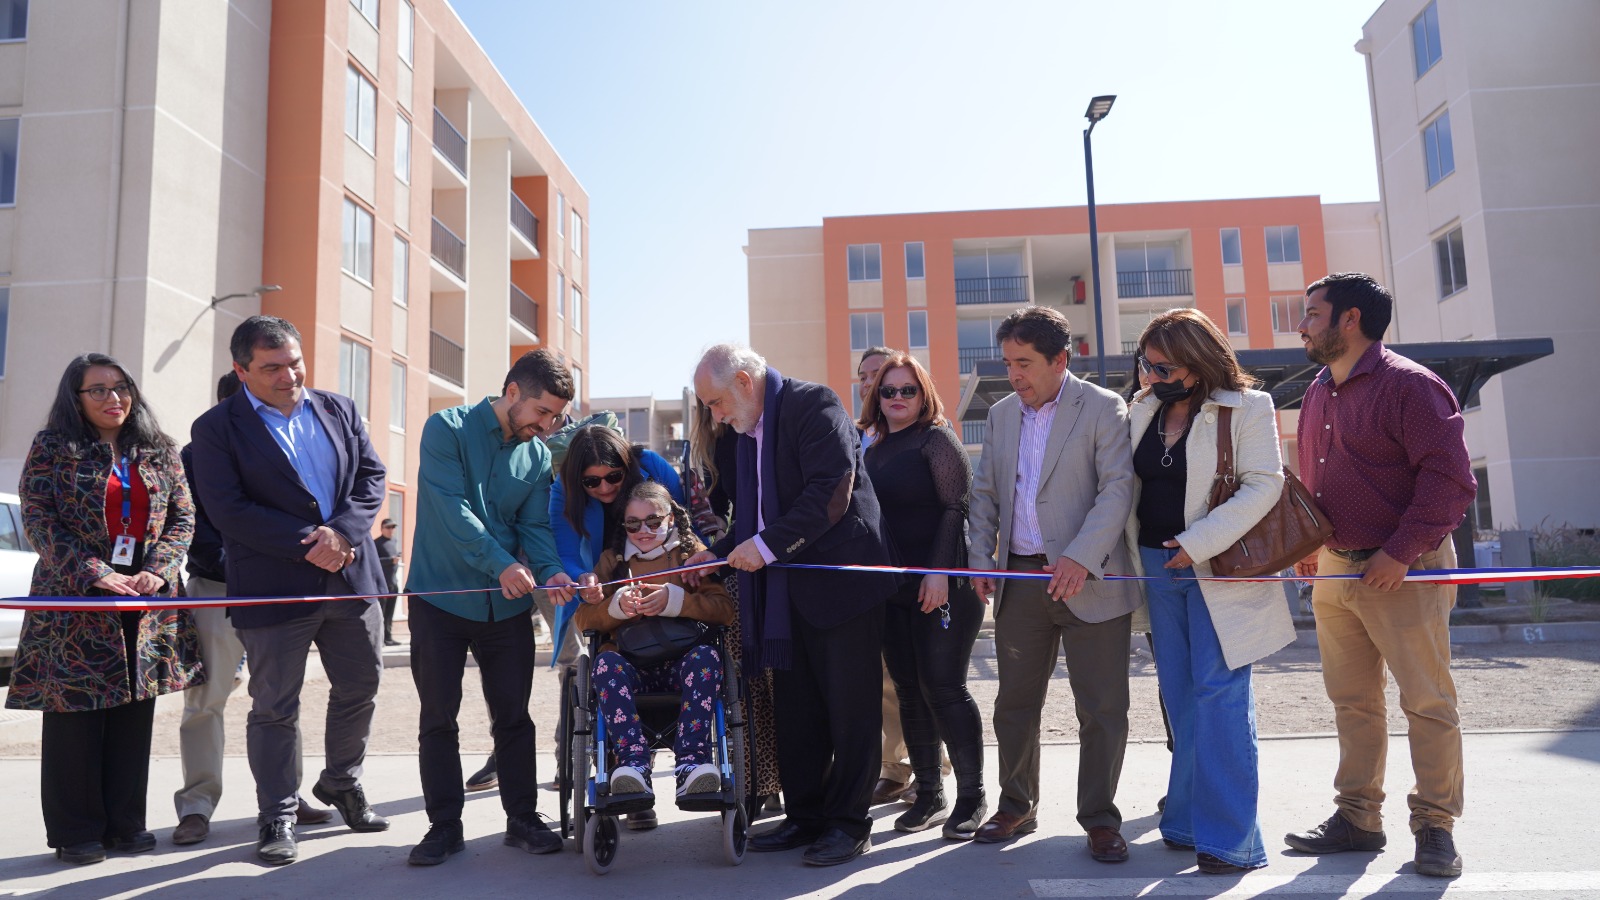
1083, 94, 1116, 387
211, 284, 282, 308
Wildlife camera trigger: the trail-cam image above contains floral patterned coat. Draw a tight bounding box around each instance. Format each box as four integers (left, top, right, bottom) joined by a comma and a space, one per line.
5, 430, 205, 713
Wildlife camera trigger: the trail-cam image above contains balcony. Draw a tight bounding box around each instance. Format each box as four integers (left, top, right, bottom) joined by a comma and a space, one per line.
432, 108, 467, 178
961, 421, 987, 446
429, 330, 465, 388
509, 192, 540, 258
1122, 341, 1139, 354
958, 346, 1002, 374
1116, 268, 1192, 299
431, 217, 466, 282
955, 275, 1030, 306
510, 284, 539, 337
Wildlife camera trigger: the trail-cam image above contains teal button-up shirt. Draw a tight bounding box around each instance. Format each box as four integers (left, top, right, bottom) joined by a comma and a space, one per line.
405, 398, 565, 621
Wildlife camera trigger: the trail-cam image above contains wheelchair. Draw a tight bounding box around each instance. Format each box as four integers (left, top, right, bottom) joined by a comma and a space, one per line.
557, 624, 749, 874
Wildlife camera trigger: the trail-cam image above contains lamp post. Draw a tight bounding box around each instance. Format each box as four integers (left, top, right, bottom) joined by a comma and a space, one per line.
210, 284, 282, 308
1083, 94, 1116, 387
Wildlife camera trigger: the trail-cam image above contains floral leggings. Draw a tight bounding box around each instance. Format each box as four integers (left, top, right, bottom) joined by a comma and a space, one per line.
593, 644, 723, 775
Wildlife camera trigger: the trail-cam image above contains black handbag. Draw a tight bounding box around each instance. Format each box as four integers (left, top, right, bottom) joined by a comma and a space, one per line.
613, 617, 707, 668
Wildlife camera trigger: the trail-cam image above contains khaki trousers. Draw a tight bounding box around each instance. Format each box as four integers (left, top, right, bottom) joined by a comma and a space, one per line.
1312, 537, 1463, 834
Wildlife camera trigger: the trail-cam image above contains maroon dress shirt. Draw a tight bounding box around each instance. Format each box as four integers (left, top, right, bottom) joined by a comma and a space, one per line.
1297, 342, 1476, 565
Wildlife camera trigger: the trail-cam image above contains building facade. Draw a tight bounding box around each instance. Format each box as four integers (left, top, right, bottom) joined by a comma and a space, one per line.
1359, 0, 1599, 530
0, 0, 590, 551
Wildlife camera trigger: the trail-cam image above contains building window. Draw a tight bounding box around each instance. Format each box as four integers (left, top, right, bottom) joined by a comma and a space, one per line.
342, 197, 374, 282
391, 360, 407, 431
345, 64, 376, 153
557, 192, 566, 236
1423, 110, 1455, 188
386, 490, 405, 544
571, 287, 582, 333
571, 367, 582, 415
393, 236, 409, 305
556, 272, 566, 318
850, 313, 884, 351
848, 244, 882, 282
905, 242, 925, 280
1471, 465, 1492, 530
339, 338, 372, 419
571, 212, 583, 258
0, 117, 16, 206
397, 0, 414, 66
1412, 1, 1442, 78
1225, 298, 1247, 335
1435, 226, 1468, 299
350, 0, 377, 27
394, 113, 411, 183
0, 285, 9, 377
0, 0, 25, 41
1264, 225, 1301, 264
907, 310, 928, 349
1271, 296, 1306, 334
1220, 228, 1242, 266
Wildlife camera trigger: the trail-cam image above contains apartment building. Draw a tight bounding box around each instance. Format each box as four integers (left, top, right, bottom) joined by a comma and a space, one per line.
0, 0, 589, 546
588, 393, 688, 460
1358, 0, 1599, 530
746, 197, 1382, 458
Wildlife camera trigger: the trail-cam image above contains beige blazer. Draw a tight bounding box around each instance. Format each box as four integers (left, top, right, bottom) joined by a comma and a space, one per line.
1123, 388, 1295, 669
968, 374, 1140, 623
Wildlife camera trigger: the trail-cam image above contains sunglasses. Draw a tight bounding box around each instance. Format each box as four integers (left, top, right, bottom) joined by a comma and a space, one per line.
1136, 356, 1185, 381
580, 470, 625, 490
878, 385, 920, 400
622, 514, 669, 533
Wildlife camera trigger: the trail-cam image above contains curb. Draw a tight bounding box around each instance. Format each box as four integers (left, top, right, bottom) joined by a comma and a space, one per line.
1289, 619, 1600, 648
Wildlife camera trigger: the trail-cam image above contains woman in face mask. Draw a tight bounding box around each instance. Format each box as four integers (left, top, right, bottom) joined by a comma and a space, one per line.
1122, 308, 1293, 875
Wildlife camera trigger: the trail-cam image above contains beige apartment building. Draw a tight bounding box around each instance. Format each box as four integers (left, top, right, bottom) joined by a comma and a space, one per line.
0, 0, 589, 546
1359, 0, 1599, 530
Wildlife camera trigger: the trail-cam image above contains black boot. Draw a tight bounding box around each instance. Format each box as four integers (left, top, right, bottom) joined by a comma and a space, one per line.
942, 742, 987, 841
894, 782, 948, 832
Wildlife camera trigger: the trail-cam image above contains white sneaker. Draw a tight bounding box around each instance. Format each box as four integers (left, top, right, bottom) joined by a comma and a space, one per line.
676, 763, 721, 798
609, 765, 651, 795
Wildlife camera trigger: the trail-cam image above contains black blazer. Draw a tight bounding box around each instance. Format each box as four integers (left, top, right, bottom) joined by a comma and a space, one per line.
709, 376, 897, 628
189, 388, 388, 628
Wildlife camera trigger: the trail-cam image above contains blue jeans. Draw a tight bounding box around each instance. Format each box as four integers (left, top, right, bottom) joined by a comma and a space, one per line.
1140, 545, 1266, 868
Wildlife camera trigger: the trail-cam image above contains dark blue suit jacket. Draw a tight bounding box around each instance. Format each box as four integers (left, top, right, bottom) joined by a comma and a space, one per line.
190, 388, 388, 628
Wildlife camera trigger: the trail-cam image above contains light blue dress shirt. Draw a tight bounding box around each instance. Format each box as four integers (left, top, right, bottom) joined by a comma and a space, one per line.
244, 386, 339, 521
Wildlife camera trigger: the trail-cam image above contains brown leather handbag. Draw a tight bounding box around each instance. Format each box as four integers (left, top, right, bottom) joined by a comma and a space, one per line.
1205, 407, 1333, 578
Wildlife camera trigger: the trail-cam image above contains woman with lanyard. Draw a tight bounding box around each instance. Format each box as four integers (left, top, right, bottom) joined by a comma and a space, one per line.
7, 353, 201, 865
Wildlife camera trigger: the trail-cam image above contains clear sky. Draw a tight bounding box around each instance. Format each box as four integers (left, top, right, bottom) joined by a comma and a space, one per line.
451, 0, 1386, 399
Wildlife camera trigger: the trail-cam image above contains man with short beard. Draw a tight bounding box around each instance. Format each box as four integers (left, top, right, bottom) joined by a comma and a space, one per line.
1285, 273, 1475, 879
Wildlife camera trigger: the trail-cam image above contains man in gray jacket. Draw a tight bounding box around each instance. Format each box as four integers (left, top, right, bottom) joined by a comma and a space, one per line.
967, 306, 1138, 861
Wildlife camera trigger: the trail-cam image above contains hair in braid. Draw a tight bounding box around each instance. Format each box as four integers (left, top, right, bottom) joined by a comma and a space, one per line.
606, 481, 695, 582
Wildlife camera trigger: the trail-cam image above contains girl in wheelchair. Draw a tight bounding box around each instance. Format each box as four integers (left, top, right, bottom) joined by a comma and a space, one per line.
574, 481, 735, 807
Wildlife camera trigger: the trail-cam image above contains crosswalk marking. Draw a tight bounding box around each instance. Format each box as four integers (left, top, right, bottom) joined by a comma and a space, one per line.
1031, 870, 1600, 897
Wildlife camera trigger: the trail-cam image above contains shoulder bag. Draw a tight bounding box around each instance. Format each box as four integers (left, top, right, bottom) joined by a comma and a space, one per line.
1205, 407, 1334, 578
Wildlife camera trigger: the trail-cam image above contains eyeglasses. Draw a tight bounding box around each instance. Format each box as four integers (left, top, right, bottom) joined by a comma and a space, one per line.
622, 514, 668, 533
78, 384, 134, 403
1136, 356, 1185, 381
580, 470, 625, 490
878, 385, 920, 400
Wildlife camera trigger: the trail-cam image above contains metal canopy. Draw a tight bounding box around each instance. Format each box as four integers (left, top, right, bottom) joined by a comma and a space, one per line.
956, 338, 1555, 421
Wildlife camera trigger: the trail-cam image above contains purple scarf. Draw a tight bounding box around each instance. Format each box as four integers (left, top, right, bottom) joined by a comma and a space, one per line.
735, 367, 791, 670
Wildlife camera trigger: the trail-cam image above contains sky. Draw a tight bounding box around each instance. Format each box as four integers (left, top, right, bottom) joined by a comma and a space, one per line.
451, 0, 1387, 399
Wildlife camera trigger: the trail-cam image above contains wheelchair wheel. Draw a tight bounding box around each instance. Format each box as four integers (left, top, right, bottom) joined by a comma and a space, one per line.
584, 814, 619, 875
721, 803, 748, 866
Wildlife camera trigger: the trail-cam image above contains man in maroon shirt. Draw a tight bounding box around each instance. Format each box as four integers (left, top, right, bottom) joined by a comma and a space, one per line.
1286, 273, 1475, 878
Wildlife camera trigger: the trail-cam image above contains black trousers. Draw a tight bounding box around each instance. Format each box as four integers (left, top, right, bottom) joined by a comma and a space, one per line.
881, 579, 985, 786
410, 600, 538, 824
41, 696, 157, 847
772, 601, 885, 841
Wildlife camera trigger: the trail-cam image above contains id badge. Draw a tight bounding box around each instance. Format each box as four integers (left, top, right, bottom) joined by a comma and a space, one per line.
112, 534, 136, 566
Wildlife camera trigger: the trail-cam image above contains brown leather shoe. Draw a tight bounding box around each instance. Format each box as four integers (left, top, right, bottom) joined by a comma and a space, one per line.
1087, 825, 1129, 862
171, 814, 209, 845
870, 778, 911, 805
296, 798, 334, 825
974, 810, 1037, 844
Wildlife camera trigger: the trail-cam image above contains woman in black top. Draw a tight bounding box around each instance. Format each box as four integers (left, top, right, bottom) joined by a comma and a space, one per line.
858, 352, 987, 840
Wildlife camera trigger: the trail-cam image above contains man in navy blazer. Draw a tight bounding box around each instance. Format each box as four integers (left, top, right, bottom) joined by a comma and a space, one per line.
689, 344, 898, 867
190, 316, 389, 865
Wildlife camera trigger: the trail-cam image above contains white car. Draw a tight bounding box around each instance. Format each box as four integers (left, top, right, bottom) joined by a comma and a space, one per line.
0, 491, 38, 670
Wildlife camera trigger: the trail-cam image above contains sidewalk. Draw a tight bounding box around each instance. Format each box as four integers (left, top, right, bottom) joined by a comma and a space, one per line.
2, 731, 1597, 899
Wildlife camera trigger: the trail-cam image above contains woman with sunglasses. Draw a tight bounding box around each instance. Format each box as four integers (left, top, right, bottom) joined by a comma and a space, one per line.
552, 426, 686, 588
7, 353, 202, 864
1122, 308, 1294, 874
856, 352, 987, 840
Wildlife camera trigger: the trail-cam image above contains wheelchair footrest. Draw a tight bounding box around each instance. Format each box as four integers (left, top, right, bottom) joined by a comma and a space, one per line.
675, 793, 733, 813
595, 793, 655, 816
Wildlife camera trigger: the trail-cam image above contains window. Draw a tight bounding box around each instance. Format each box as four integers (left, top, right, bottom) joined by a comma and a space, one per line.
1265, 226, 1301, 264
571, 212, 583, 257
392, 236, 409, 305
1225, 298, 1247, 335
1271, 296, 1306, 333
1435, 226, 1468, 298
350, 0, 377, 27
394, 113, 411, 183
386, 490, 405, 546
556, 272, 566, 318
339, 338, 372, 419
397, 0, 415, 66
1412, 1, 1442, 77
1220, 228, 1242, 266
847, 244, 882, 282
345, 64, 376, 153
907, 310, 928, 349
341, 197, 374, 282
0, 0, 26, 41
0, 117, 17, 205
557, 192, 566, 236
571, 367, 583, 415
1423, 110, 1455, 188
624, 408, 649, 443
1470, 465, 1492, 529
391, 361, 407, 431
905, 242, 925, 280
849, 313, 884, 351
571, 287, 582, 333
0, 285, 9, 377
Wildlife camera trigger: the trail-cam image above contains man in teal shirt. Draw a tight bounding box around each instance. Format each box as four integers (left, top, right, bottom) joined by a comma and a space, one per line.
404, 350, 577, 866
